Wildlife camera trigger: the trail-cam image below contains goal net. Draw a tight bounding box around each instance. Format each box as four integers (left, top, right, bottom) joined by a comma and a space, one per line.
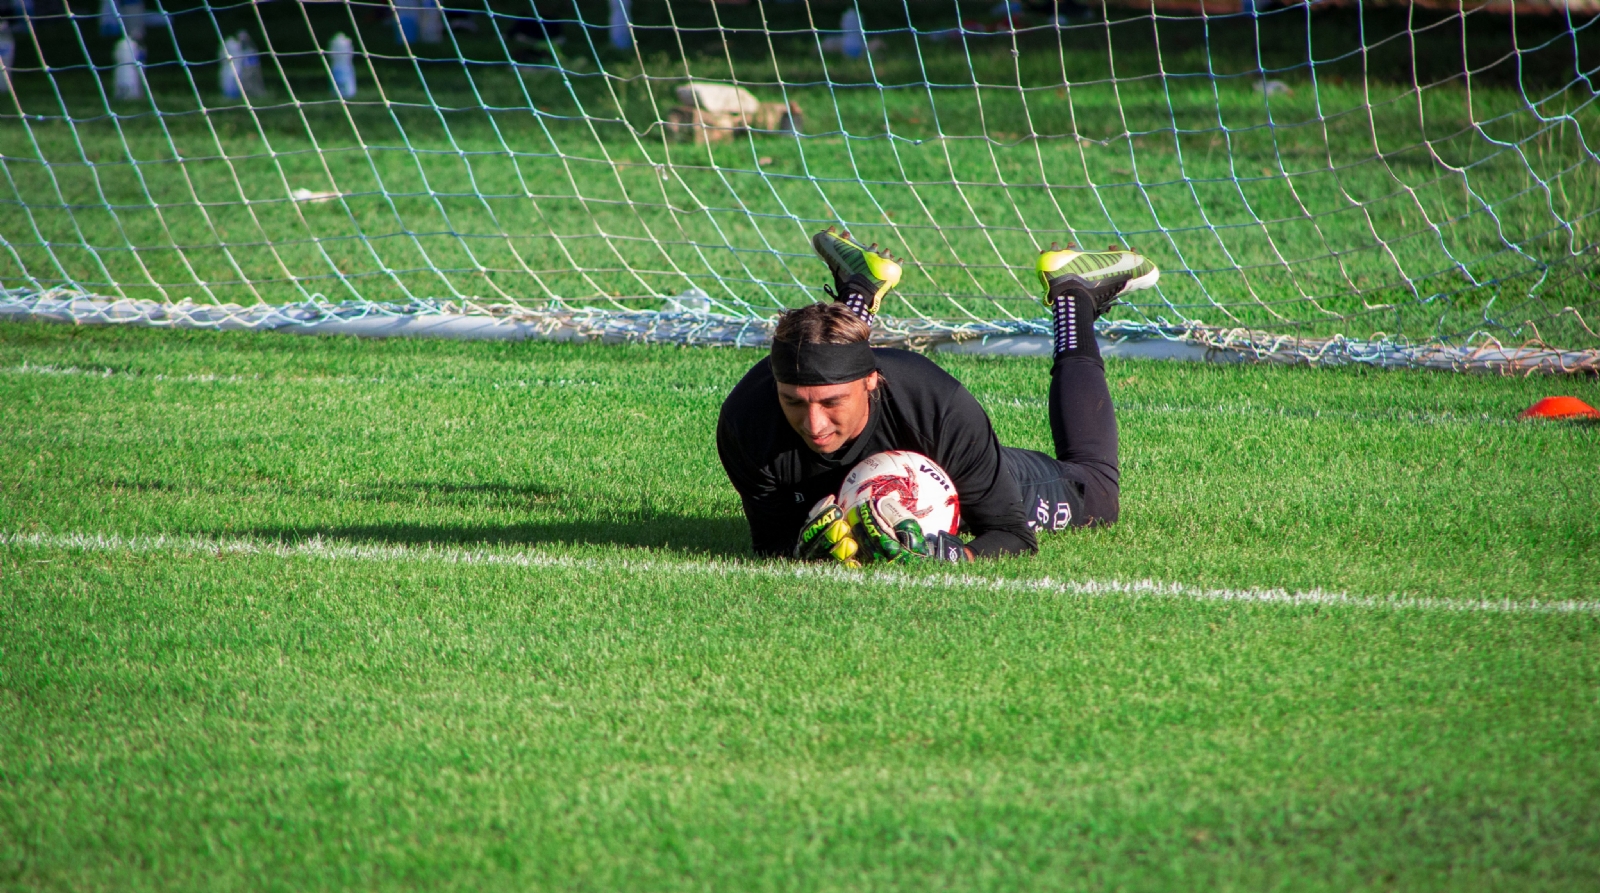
0, 0, 1597, 368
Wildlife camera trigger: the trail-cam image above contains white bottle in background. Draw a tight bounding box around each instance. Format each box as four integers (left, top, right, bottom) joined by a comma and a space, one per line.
329, 32, 356, 99
219, 36, 241, 99
840, 8, 865, 59
607, 0, 632, 51
0, 21, 14, 95
113, 35, 143, 100
418, 0, 443, 44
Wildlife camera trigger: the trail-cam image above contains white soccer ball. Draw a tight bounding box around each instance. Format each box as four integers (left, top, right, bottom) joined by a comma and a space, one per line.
838, 450, 960, 537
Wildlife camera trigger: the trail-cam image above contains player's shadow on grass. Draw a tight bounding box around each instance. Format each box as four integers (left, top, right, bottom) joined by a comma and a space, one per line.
123, 476, 752, 556
241, 515, 752, 557
243, 512, 755, 560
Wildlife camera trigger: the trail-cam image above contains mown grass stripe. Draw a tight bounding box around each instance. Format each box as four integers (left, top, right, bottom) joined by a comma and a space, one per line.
4, 530, 1593, 616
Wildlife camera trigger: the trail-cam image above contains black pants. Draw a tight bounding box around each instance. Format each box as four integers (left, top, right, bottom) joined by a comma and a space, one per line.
1002, 356, 1119, 532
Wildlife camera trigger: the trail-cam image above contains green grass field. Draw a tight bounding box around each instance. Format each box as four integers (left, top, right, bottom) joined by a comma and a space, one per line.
3, 321, 1598, 890
2, 3, 1597, 345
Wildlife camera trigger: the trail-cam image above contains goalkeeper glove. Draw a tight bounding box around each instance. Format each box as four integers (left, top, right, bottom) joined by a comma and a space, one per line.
795, 496, 862, 566
846, 496, 971, 565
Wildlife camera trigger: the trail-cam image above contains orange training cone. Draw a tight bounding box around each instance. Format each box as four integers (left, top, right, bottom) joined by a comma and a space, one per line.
1519, 396, 1600, 420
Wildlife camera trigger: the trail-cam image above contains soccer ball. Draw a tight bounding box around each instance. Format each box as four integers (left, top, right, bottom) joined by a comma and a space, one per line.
838, 451, 960, 537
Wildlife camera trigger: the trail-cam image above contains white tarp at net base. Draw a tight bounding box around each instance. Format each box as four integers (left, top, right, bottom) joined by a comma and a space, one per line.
4, 289, 1596, 374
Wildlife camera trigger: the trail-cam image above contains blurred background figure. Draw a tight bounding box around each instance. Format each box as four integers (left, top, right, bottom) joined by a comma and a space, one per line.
391, 0, 443, 44
389, 0, 444, 45
607, 0, 630, 51
218, 29, 263, 99
112, 32, 142, 99
328, 30, 355, 98
218, 30, 241, 98
0, 19, 14, 94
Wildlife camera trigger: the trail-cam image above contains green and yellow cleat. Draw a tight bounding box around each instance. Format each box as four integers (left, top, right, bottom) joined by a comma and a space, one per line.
811, 226, 903, 316
1035, 242, 1159, 318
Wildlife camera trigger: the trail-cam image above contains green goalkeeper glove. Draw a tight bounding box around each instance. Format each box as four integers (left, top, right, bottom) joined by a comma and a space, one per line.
795, 496, 862, 566
845, 496, 971, 565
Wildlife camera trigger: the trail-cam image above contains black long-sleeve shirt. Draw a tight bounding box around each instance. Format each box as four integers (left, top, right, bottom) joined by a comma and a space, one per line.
716, 348, 1036, 558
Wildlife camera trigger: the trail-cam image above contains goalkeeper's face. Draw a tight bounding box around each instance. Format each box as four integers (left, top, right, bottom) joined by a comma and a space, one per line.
776, 373, 880, 455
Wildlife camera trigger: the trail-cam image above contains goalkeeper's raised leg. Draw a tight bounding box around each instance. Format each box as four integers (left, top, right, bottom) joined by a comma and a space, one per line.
1004, 241, 1161, 531
810, 226, 903, 323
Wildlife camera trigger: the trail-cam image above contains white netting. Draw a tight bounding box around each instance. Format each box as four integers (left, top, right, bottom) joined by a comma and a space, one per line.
0, 0, 1597, 365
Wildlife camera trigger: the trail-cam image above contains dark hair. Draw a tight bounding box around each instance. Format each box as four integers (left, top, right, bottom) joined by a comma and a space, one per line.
772, 302, 870, 346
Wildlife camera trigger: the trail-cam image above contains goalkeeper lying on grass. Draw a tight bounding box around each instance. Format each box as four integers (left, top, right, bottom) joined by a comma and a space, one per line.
716, 228, 1159, 564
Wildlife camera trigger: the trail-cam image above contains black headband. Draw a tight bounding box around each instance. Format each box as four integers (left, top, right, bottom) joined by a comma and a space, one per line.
769, 339, 877, 385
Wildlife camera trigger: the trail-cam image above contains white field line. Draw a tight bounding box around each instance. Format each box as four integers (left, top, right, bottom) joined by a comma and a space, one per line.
3, 531, 1594, 616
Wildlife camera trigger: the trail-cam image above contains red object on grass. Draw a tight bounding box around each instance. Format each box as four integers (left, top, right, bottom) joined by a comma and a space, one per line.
1519, 396, 1600, 420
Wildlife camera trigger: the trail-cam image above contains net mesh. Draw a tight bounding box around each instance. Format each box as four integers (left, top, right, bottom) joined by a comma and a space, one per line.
0, 0, 1597, 364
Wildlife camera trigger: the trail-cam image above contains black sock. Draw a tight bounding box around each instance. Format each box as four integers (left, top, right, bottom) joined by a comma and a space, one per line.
1052, 291, 1099, 360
